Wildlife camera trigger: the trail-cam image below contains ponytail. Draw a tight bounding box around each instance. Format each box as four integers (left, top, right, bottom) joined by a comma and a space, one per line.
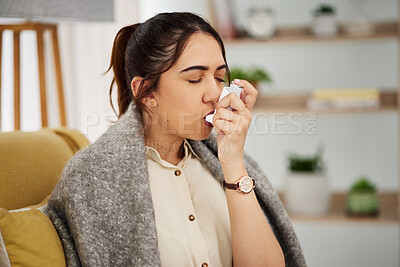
105, 24, 141, 118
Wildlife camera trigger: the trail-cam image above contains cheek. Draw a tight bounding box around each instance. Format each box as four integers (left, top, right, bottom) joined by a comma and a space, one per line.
165, 88, 193, 107
160, 87, 203, 125
176, 92, 202, 113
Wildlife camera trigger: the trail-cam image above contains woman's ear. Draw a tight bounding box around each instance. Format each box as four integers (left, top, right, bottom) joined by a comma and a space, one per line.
131, 77, 158, 108
130, 76, 144, 97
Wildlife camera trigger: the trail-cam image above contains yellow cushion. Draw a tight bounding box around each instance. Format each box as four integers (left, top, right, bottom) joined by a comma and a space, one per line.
51, 127, 90, 154
0, 128, 89, 210
0, 204, 66, 267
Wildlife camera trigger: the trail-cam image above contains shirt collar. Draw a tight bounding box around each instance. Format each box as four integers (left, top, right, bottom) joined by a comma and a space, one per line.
183, 138, 201, 161
145, 138, 201, 168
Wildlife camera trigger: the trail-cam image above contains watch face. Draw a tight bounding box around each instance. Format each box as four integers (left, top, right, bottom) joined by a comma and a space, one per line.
239, 177, 254, 193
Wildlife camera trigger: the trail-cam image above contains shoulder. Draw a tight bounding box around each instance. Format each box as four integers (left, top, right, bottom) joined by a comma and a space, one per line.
61, 135, 111, 177
47, 134, 124, 211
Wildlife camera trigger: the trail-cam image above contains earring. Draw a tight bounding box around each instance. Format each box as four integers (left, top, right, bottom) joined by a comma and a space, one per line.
150, 101, 155, 105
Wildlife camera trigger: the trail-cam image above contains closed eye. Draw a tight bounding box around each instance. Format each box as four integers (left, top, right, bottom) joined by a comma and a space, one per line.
189, 78, 202, 84
189, 77, 225, 84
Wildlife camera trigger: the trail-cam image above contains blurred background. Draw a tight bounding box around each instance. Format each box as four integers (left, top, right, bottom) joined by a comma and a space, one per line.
0, 0, 399, 266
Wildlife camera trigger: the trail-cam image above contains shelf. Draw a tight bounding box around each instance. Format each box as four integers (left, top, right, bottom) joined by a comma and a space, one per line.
278, 192, 398, 224
252, 90, 398, 114
224, 22, 398, 45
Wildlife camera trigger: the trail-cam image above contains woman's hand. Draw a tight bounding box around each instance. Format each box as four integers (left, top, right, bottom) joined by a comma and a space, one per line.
212, 79, 258, 168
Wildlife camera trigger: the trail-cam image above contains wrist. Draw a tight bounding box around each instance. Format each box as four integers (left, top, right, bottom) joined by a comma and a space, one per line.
220, 158, 245, 169
221, 161, 248, 183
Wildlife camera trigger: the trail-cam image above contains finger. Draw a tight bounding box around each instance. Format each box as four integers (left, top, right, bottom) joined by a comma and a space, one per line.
213, 119, 239, 135
215, 92, 246, 112
233, 79, 258, 111
212, 108, 238, 124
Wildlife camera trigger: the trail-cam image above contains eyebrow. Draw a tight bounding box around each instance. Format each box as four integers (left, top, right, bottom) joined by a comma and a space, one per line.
180, 64, 227, 73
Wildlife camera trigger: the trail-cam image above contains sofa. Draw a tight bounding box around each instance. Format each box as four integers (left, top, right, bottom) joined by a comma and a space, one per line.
0, 127, 90, 266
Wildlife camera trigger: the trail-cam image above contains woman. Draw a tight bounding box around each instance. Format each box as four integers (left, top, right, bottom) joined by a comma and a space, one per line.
48, 12, 306, 267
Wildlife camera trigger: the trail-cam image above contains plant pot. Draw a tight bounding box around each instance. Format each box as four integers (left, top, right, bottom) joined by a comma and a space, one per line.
346, 192, 379, 216
312, 14, 338, 37
284, 171, 330, 215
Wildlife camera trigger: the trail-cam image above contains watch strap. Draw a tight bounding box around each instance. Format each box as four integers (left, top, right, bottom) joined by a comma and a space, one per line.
222, 180, 239, 190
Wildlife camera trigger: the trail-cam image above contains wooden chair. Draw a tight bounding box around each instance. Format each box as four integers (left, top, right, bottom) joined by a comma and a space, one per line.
0, 22, 66, 131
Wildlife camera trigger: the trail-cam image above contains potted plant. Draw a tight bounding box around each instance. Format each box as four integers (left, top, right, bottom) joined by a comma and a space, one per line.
284, 145, 330, 215
229, 67, 272, 89
346, 176, 379, 216
312, 4, 338, 37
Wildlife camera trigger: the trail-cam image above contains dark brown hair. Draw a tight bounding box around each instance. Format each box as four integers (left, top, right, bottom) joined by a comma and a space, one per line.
105, 12, 229, 135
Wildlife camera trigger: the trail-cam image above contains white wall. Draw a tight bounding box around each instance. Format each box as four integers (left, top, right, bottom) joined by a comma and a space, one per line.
138, 0, 209, 21
293, 222, 399, 267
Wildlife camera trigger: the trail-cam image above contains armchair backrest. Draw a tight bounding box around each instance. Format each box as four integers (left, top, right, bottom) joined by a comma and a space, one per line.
0, 128, 89, 209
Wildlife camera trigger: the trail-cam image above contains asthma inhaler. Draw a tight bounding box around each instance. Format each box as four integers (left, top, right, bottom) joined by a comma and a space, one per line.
205, 81, 244, 125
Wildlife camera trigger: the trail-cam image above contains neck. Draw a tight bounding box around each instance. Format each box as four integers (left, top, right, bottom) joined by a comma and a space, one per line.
142, 109, 185, 166
145, 133, 185, 166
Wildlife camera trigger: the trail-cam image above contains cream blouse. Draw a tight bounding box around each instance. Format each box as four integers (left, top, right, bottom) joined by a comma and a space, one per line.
145, 139, 232, 267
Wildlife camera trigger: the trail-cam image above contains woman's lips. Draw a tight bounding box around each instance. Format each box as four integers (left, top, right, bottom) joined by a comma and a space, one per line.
204, 117, 213, 128
203, 110, 215, 128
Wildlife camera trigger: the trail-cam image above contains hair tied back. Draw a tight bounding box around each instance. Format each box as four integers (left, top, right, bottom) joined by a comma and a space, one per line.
105, 23, 141, 117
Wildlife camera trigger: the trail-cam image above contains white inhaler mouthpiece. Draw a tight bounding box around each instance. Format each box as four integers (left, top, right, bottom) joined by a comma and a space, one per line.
205, 81, 243, 125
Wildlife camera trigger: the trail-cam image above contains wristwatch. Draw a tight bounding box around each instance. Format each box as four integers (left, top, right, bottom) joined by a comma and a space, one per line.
222, 176, 255, 194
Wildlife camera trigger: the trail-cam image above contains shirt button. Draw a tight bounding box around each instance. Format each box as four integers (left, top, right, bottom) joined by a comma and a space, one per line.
201, 263, 208, 267
188, 214, 195, 221
174, 170, 181, 176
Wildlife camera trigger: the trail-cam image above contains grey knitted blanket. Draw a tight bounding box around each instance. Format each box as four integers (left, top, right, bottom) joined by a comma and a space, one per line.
47, 102, 306, 267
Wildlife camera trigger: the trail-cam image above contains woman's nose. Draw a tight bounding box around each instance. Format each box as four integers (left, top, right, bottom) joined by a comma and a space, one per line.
203, 79, 222, 103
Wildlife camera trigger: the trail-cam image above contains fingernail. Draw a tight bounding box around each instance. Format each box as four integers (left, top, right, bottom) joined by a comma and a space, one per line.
234, 79, 241, 83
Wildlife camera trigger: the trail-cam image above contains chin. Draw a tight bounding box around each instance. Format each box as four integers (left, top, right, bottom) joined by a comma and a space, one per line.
182, 127, 213, 141
194, 128, 214, 141
179, 119, 214, 141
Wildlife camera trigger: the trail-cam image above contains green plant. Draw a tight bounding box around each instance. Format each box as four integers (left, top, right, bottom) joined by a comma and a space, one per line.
229, 67, 272, 84
349, 176, 377, 194
346, 176, 379, 216
288, 145, 325, 173
313, 4, 336, 16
